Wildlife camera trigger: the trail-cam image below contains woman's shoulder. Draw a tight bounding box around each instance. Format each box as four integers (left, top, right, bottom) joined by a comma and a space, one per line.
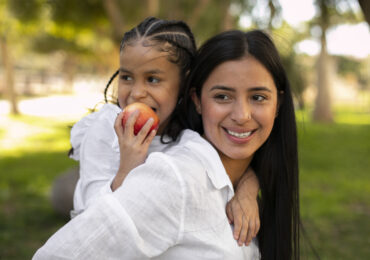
165, 130, 222, 171
157, 130, 206, 163
146, 130, 218, 184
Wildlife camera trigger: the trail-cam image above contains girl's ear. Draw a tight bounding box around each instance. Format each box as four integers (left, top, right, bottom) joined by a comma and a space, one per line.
191, 89, 201, 114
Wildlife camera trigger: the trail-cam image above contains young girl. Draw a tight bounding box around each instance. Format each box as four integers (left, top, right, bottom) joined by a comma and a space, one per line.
34, 28, 299, 260
69, 17, 259, 246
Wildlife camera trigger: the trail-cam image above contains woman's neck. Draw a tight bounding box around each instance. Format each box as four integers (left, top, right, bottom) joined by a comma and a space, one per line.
220, 155, 252, 188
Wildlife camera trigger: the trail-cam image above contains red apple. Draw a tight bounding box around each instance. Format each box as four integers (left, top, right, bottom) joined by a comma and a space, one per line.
122, 103, 159, 135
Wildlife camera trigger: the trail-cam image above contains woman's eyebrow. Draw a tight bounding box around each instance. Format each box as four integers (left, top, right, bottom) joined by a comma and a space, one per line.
248, 86, 273, 92
210, 85, 235, 92
210, 85, 273, 92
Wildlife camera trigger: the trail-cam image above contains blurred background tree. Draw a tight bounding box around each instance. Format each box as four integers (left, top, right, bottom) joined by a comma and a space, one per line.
310, 0, 364, 122
1, 0, 368, 117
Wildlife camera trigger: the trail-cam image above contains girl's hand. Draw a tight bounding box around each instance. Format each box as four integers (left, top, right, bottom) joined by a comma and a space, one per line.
226, 167, 260, 246
111, 110, 157, 191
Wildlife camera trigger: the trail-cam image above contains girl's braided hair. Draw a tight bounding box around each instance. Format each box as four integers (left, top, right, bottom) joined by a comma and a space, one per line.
104, 17, 196, 104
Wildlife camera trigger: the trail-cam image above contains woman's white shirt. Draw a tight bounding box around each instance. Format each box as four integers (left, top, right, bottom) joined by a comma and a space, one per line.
70, 103, 169, 216
34, 129, 260, 259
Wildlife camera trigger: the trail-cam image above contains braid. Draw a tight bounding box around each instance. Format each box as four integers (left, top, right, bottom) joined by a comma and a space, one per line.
104, 70, 119, 103
120, 17, 196, 72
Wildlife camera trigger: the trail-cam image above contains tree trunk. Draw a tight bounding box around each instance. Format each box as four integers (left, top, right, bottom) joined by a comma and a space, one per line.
358, 0, 370, 25
313, 1, 333, 122
102, 0, 125, 44
0, 35, 19, 115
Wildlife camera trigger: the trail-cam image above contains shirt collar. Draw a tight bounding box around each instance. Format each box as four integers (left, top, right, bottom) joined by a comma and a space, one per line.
180, 130, 235, 196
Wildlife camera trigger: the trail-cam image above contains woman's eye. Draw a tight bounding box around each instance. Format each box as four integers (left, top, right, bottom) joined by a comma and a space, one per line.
252, 95, 266, 102
148, 76, 160, 84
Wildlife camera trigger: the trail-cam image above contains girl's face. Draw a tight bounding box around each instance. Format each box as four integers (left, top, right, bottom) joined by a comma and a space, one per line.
118, 42, 181, 134
192, 56, 278, 164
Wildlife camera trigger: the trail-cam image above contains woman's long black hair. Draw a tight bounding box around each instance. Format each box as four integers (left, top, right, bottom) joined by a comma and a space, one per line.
167, 30, 300, 259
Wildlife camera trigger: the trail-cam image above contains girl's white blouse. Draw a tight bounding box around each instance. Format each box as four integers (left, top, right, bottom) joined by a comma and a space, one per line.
70, 103, 169, 216
34, 128, 260, 259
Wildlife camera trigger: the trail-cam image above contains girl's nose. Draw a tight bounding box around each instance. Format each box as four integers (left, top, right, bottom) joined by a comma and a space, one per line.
230, 100, 252, 124
131, 83, 147, 100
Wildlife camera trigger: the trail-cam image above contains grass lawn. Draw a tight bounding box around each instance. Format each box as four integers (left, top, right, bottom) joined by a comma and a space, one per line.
0, 108, 369, 259
296, 108, 370, 259
0, 115, 78, 259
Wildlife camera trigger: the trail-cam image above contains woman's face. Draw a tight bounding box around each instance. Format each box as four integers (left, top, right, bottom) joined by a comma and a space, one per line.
192, 56, 278, 163
118, 41, 181, 134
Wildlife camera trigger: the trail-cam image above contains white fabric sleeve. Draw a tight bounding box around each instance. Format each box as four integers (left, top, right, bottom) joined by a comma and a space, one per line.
73, 117, 118, 211
33, 154, 184, 259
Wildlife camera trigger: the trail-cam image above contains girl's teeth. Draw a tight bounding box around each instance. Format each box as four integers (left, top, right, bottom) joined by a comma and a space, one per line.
227, 129, 252, 138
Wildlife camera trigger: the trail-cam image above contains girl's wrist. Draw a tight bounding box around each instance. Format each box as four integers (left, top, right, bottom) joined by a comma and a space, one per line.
111, 169, 129, 191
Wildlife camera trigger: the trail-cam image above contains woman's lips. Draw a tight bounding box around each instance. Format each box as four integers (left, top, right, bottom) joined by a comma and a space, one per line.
226, 129, 252, 138
223, 127, 256, 143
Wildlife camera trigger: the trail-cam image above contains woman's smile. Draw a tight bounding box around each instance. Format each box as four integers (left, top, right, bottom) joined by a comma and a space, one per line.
223, 127, 256, 143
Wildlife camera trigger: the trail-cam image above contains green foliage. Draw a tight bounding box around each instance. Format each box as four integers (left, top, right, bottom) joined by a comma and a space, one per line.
8, 0, 44, 22
310, 0, 363, 28
31, 34, 90, 54
48, 0, 106, 28
336, 55, 362, 75
272, 22, 310, 108
333, 55, 370, 90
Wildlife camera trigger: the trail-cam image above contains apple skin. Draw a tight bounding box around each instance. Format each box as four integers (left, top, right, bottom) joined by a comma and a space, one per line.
122, 103, 159, 135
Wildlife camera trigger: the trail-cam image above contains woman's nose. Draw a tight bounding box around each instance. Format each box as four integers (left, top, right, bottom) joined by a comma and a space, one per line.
230, 100, 251, 124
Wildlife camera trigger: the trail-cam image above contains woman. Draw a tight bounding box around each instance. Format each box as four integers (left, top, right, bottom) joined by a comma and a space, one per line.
33, 29, 299, 259
173, 29, 300, 259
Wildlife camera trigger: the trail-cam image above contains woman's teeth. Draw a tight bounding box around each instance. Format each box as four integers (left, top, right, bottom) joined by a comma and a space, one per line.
227, 129, 252, 138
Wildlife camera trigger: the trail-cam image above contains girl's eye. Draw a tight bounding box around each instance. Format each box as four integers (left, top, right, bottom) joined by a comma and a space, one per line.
148, 76, 160, 84
120, 75, 133, 81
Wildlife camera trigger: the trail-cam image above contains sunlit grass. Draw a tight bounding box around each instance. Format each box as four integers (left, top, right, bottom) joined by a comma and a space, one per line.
0, 114, 77, 260
296, 104, 370, 125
